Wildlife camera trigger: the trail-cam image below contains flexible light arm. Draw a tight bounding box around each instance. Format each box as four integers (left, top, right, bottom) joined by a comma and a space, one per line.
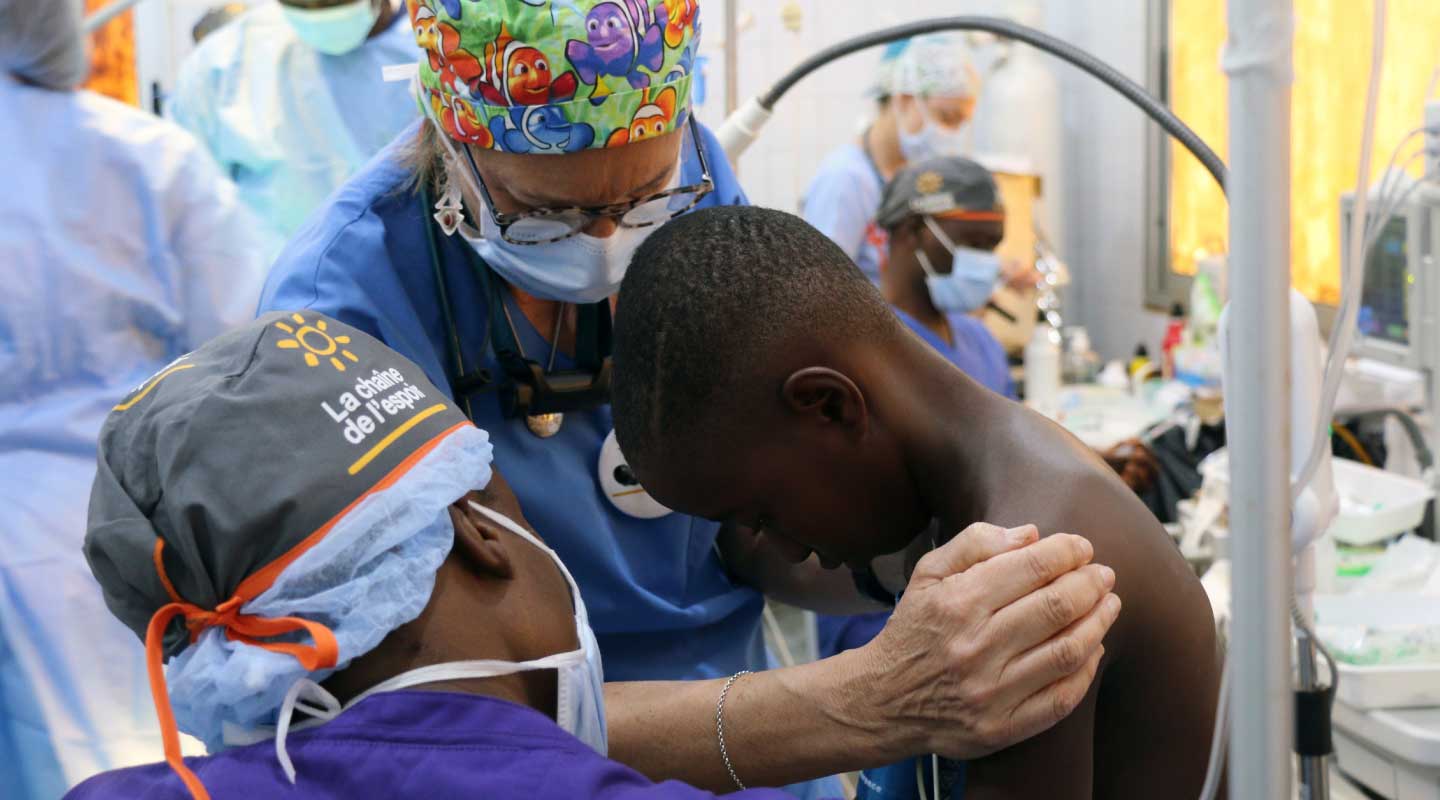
717, 16, 1228, 193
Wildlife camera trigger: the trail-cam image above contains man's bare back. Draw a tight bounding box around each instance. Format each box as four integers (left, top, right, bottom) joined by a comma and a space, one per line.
943, 403, 1221, 799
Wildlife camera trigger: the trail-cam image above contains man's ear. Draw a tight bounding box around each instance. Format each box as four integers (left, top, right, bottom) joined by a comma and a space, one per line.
449, 501, 514, 580
780, 367, 868, 432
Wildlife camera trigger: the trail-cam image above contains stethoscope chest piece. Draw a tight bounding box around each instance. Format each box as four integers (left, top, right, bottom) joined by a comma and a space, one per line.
597, 430, 672, 519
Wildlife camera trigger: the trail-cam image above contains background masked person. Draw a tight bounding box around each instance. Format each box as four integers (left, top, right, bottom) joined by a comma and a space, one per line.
259, 2, 1115, 795
167, 0, 421, 253
801, 34, 978, 284
0, 1, 266, 796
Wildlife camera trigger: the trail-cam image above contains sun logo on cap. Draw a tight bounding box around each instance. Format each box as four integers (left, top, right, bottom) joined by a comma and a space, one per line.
916, 171, 944, 195
273, 313, 359, 372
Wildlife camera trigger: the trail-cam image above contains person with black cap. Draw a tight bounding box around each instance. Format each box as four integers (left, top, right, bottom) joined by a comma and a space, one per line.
878, 157, 1018, 396
69, 312, 795, 800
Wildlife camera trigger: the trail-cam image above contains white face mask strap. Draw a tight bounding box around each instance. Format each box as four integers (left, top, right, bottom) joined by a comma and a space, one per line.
915, 248, 941, 278
922, 215, 960, 254
275, 678, 343, 785
348, 649, 585, 709
468, 500, 586, 620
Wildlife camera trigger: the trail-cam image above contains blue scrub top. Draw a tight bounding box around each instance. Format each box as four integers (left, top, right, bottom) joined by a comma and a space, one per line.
894, 307, 1015, 400
802, 143, 887, 283
259, 121, 765, 684
167, 3, 422, 252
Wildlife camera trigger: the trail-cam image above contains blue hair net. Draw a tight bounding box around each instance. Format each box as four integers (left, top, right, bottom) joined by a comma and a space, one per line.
0, 0, 87, 90
163, 425, 493, 752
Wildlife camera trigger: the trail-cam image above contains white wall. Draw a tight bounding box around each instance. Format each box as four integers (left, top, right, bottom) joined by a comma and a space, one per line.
706, 0, 1174, 361
1048, 0, 1172, 360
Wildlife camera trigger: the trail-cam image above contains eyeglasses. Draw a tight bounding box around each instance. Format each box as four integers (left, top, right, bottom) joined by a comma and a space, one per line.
464, 114, 715, 245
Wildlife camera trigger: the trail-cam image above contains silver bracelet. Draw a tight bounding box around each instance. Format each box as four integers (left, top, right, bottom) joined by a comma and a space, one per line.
716, 669, 753, 791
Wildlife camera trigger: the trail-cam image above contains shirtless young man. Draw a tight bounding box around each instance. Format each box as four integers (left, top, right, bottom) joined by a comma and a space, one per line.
610, 206, 1222, 798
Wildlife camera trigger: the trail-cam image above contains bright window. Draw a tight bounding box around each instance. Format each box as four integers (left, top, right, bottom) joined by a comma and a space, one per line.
1168, 0, 1440, 305
83, 0, 138, 107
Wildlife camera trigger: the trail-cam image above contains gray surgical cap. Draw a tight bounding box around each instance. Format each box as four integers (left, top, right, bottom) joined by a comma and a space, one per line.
0, 0, 88, 90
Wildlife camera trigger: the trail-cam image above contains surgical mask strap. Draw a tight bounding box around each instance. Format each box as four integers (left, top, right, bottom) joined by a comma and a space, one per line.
915, 249, 941, 279
353, 650, 587, 706
270, 502, 592, 785
274, 679, 343, 785
915, 216, 956, 279
270, 650, 586, 786
922, 216, 960, 253
468, 501, 589, 626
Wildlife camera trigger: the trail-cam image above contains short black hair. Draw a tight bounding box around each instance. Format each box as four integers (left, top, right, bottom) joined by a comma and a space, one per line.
612, 206, 899, 471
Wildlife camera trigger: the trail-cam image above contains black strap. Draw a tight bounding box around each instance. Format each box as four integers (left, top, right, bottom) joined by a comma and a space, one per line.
851, 565, 898, 608
1294, 685, 1335, 758
422, 205, 613, 420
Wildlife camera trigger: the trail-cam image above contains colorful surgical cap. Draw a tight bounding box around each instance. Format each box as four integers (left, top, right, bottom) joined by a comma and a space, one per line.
408, 0, 701, 154
887, 33, 980, 100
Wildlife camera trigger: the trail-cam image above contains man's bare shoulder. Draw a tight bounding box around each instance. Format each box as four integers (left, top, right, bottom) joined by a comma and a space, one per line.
980, 407, 1213, 655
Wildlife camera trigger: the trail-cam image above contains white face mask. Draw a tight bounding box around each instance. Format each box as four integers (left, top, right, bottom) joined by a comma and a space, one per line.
280, 0, 379, 56
462, 222, 655, 305
438, 127, 671, 304
896, 101, 968, 163
266, 502, 607, 784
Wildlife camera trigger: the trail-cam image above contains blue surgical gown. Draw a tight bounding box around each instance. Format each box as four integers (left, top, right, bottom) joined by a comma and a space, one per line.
166, 2, 421, 251
259, 120, 839, 800
0, 75, 267, 798
802, 142, 887, 283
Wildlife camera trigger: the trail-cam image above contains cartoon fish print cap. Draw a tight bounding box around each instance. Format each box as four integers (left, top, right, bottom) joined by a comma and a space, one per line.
409, 0, 702, 154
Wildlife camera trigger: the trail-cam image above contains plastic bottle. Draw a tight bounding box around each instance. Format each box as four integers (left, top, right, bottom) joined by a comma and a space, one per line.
1162, 303, 1187, 379
1128, 343, 1153, 381
1025, 323, 1062, 418
1062, 326, 1101, 383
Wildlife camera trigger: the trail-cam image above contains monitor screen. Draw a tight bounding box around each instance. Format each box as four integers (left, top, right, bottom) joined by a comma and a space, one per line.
1358, 215, 1411, 346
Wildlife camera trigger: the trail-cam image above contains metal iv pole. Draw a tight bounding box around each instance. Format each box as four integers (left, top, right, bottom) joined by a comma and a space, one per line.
1223, 0, 1297, 796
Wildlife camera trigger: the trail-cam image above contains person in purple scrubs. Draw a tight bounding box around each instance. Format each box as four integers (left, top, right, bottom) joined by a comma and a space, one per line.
67, 314, 790, 800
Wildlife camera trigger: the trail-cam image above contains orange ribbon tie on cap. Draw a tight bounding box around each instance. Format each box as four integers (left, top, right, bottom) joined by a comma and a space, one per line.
145, 540, 340, 800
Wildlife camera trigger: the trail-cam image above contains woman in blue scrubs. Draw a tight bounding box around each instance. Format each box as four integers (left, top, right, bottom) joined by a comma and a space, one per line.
260, 2, 1115, 795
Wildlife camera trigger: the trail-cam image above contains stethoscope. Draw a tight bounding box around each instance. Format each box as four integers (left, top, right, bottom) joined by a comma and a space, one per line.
420, 191, 672, 519
421, 185, 615, 437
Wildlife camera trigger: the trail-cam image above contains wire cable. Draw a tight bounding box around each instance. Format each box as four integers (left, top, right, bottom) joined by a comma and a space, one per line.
1197, 656, 1231, 800
756, 17, 1227, 192
1331, 422, 1374, 467
1294, 0, 1387, 501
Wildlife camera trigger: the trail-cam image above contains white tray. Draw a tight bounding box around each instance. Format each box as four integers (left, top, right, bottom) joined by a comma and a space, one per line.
1199, 454, 1433, 545
1335, 663, 1440, 710
1316, 593, 1440, 709
1329, 459, 1435, 546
